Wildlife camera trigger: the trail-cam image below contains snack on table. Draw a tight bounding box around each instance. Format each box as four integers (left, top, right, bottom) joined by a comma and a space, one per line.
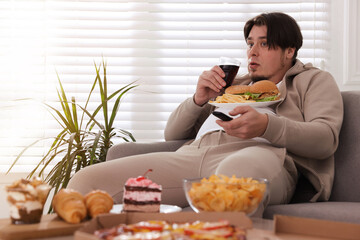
185, 175, 267, 214
94, 219, 246, 240
85, 190, 114, 218
52, 188, 87, 224
123, 169, 162, 212
6, 177, 51, 224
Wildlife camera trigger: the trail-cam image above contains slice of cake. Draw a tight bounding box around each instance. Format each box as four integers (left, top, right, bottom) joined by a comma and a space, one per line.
123, 169, 162, 212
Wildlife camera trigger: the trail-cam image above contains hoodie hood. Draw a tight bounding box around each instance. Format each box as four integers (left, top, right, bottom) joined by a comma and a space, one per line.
285, 59, 317, 79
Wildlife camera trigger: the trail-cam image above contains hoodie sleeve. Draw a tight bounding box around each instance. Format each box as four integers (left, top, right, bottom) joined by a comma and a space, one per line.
262, 70, 343, 159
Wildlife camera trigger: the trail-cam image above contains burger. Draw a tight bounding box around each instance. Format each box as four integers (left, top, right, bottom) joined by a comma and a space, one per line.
224, 80, 280, 102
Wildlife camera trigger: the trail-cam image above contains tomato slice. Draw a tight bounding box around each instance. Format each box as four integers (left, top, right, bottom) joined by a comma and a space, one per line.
132, 221, 165, 231
202, 220, 230, 230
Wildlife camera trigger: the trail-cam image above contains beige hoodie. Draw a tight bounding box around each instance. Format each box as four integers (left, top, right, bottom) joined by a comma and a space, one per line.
165, 60, 343, 201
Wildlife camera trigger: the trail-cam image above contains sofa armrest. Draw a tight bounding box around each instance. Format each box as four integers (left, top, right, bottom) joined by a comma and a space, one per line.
106, 139, 190, 161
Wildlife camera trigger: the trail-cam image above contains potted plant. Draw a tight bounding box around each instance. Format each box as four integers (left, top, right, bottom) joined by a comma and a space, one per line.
7, 60, 137, 206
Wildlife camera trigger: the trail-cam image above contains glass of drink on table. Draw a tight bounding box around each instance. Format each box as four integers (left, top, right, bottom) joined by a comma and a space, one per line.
219, 57, 240, 89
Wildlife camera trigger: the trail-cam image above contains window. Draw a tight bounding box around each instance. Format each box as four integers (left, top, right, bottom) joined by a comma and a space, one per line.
0, 0, 330, 172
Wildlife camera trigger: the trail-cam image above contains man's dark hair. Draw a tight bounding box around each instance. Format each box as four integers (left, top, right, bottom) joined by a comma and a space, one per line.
244, 12, 303, 60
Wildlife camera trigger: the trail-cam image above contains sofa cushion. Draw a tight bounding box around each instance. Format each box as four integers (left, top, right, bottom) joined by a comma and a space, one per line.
289, 91, 360, 203
331, 91, 360, 201
263, 202, 360, 224
263, 91, 360, 223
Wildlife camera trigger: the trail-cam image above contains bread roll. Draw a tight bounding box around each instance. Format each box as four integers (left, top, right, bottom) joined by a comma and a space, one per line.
52, 189, 87, 224
84, 190, 114, 218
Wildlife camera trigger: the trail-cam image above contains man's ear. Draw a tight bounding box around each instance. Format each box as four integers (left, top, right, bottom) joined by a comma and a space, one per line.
286, 47, 295, 60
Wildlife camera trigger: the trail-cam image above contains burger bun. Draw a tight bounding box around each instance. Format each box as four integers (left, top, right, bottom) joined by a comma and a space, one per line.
250, 80, 279, 94
225, 85, 250, 94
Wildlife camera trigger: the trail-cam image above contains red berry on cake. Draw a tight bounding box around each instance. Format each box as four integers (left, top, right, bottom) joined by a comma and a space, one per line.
135, 169, 153, 181
123, 169, 162, 212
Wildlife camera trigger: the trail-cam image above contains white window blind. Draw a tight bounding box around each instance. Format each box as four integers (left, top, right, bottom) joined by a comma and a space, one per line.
0, 0, 330, 173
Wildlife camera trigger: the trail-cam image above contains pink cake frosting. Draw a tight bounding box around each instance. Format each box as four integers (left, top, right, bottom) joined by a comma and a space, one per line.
123, 191, 161, 202
125, 177, 162, 190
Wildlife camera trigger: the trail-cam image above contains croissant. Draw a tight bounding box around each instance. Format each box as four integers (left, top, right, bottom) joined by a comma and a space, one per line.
84, 190, 114, 218
52, 189, 87, 224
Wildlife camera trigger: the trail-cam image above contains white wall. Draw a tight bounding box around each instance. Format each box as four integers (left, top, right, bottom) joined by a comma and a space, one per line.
1, 0, 360, 219
330, 0, 360, 91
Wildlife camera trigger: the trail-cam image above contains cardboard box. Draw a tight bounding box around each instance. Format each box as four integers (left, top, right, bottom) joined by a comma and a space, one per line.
75, 212, 360, 240
274, 215, 360, 240
74, 211, 253, 240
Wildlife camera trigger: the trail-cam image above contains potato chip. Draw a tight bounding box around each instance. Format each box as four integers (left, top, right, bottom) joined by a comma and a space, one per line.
186, 174, 267, 214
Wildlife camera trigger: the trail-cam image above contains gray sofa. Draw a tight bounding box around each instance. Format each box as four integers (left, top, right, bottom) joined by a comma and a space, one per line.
106, 91, 360, 224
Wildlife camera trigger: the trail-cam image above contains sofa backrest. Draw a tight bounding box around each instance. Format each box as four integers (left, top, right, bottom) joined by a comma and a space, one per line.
330, 91, 360, 201
290, 91, 360, 203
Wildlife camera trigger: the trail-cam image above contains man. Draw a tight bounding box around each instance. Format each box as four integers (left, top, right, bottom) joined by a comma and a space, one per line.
67, 12, 343, 215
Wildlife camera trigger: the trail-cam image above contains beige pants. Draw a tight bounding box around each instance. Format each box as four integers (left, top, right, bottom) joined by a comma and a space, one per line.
67, 131, 298, 213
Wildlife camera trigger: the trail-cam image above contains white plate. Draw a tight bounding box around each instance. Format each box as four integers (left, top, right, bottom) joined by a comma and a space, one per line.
110, 204, 182, 214
209, 99, 282, 109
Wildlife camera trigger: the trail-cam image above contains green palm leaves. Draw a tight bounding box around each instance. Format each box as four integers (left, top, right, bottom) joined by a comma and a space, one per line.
8, 60, 137, 203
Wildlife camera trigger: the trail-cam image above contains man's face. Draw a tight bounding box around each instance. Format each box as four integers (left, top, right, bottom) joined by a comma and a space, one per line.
246, 25, 292, 83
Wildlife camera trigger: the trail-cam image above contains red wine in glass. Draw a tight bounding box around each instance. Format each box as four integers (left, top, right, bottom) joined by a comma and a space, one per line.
219, 57, 240, 88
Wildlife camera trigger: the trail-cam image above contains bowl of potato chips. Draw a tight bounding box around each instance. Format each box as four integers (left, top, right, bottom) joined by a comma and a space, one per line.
183, 174, 269, 216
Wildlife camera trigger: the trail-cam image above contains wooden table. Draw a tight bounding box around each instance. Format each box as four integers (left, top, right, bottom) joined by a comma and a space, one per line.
0, 214, 83, 240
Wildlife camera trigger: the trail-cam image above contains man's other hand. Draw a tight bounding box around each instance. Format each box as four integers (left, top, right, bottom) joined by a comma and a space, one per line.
216, 106, 269, 139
